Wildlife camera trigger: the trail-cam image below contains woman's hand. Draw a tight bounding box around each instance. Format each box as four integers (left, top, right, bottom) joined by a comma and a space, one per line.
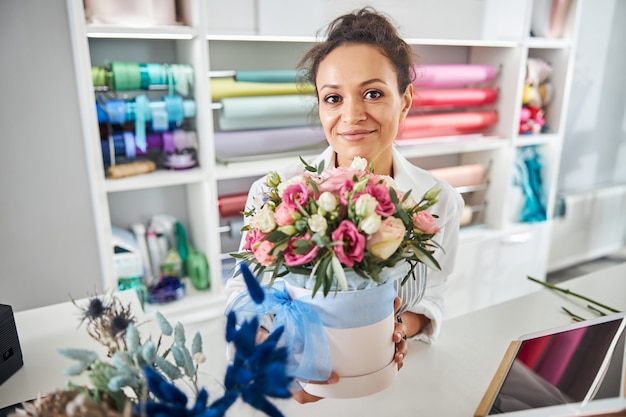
393, 296, 408, 370
291, 373, 340, 403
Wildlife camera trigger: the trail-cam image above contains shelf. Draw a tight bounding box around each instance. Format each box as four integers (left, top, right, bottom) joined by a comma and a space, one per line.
404, 38, 520, 48
525, 37, 573, 49
214, 151, 322, 180
87, 23, 197, 39
396, 135, 507, 158
105, 167, 206, 193
207, 34, 317, 43
514, 133, 560, 147
142, 281, 227, 325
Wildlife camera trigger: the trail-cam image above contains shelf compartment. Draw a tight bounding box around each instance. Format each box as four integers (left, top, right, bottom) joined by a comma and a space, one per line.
105, 167, 205, 192
87, 24, 197, 39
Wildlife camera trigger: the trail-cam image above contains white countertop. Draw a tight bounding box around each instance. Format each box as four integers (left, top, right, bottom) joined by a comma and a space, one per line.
2, 264, 625, 416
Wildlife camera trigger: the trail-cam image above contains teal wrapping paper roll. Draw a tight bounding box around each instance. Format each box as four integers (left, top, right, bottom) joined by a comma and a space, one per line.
220, 95, 317, 118
235, 69, 300, 83
218, 95, 319, 130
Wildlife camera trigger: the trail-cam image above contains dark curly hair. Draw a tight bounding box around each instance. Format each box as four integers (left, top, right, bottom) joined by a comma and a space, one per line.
298, 7, 416, 95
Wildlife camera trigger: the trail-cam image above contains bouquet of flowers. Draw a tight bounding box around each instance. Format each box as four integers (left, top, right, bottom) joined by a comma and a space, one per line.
232, 156, 442, 296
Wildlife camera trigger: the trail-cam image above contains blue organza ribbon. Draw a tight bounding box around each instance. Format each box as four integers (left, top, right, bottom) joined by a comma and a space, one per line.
227, 280, 332, 382
227, 279, 397, 382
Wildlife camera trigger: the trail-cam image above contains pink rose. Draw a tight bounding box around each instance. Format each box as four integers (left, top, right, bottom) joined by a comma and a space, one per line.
243, 229, 266, 251
284, 234, 320, 266
253, 240, 277, 266
318, 167, 359, 193
413, 211, 440, 235
366, 183, 395, 217
282, 183, 309, 209
366, 217, 405, 260
274, 202, 296, 226
332, 220, 366, 267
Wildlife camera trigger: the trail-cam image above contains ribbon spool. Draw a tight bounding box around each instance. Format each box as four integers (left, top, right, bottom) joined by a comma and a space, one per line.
91, 66, 109, 87
109, 61, 194, 94
111, 61, 142, 91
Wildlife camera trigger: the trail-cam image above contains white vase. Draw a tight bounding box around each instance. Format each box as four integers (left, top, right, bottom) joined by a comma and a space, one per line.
285, 279, 398, 399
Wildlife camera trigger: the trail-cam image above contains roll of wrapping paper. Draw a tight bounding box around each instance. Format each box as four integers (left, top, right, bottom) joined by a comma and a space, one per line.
218, 95, 318, 131
412, 88, 498, 109
218, 194, 248, 217
211, 77, 315, 100
413, 64, 497, 88
396, 111, 498, 140
235, 70, 300, 83
214, 125, 326, 158
428, 164, 486, 188
107, 160, 156, 179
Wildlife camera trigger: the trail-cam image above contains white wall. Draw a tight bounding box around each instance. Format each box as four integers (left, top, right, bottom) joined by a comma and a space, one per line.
557, 0, 626, 192
0, 0, 104, 311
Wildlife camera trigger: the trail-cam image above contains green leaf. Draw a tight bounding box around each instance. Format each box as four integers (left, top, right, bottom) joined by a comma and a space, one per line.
411, 244, 441, 271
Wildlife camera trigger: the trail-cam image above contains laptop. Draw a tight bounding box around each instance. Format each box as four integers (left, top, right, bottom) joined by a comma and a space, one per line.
475, 312, 626, 416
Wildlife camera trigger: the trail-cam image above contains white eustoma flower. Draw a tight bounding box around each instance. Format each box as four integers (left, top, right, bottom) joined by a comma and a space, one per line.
277, 174, 306, 195
255, 205, 277, 233
355, 193, 378, 217
317, 191, 338, 212
308, 214, 328, 233
360, 214, 382, 235
350, 156, 368, 171
378, 175, 397, 188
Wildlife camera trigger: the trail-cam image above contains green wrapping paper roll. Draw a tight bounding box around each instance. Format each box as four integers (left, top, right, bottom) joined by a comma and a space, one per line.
218, 94, 319, 130
211, 78, 315, 100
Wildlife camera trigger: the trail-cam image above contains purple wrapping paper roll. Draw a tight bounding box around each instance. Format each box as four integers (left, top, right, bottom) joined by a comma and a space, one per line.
214, 125, 327, 159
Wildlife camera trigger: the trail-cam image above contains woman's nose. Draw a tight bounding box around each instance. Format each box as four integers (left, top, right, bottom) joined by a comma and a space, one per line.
341, 98, 366, 123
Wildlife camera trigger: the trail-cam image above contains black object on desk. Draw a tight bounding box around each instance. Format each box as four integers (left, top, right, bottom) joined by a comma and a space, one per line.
0, 304, 23, 386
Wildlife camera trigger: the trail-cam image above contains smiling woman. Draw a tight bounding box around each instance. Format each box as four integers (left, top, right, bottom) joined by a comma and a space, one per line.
224, 6, 464, 405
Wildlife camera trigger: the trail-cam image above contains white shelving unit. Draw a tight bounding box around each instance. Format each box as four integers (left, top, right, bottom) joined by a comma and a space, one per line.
66, 0, 581, 323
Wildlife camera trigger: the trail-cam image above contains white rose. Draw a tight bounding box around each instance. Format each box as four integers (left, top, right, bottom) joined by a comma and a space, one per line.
308, 214, 328, 234
355, 194, 378, 217
350, 156, 368, 171
360, 214, 382, 235
255, 205, 277, 233
317, 191, 337, 212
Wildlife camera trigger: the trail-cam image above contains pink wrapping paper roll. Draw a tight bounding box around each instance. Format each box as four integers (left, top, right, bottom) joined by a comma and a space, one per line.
413, 65, 497, 87
412, 88, 498, 109
218, 194, 248, 217
428, 164, 486, 188
397, 111, 498, 140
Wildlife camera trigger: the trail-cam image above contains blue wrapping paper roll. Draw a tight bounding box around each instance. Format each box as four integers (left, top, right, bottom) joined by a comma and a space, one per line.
214, 125, 327, 159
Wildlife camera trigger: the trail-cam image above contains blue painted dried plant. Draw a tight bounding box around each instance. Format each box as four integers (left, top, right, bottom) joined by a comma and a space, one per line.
55, 262, 291, 417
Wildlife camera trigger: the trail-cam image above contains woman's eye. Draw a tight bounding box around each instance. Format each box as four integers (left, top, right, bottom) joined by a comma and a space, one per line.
364, 90, 383, 99
324, 94, 342, 104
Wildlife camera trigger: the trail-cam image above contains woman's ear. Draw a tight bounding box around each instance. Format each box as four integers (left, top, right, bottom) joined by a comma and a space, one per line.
399, 84, 413, 122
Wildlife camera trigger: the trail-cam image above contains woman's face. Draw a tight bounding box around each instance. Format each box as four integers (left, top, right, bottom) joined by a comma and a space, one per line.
316, 43, 413, 175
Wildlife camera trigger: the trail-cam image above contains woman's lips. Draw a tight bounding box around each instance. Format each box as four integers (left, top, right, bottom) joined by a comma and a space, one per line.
339, 129, 373, 141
